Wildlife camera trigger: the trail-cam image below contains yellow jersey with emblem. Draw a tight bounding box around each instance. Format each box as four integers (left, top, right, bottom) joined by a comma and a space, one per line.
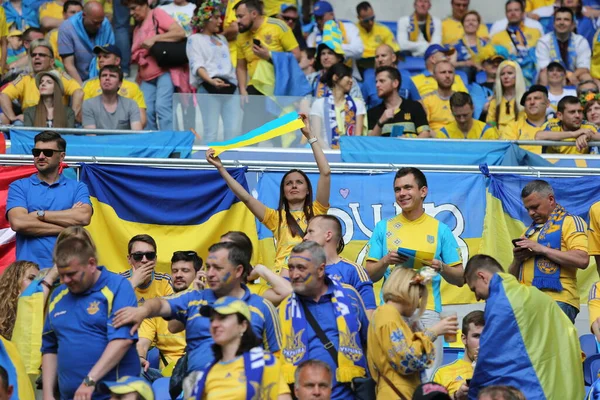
589, 281, 600, 333
490, 25, 541, 55
139, 316, 186, 368
486, 97, 524, 137
236, 17, 299, 77
422, 91, 455, 134
589, 201, 600, 256
411, 73, 468, 98
2, 72, 81, 108
541, 118, 596, 154
224, 0, 241, 66
441, 17, 489, 45
431, 358, 473, 395
501, 116, 545, 154
526, 0, 555, 12
120, 270, 173, 305
83, 78, 147, 109
203, 353, 291, 400
39, 1, 63, 22
519, 215, 588, 309
438, 119, 498, 140
357, 22, 400, 58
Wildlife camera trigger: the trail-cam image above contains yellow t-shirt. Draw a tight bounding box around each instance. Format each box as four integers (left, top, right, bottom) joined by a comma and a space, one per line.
490, 26, 541, 55
2, 71, 81, 108
411, 73, 469, 98
83, 0, 113, 17
248, 282, 271, 296
526, 0, 555, 12
540, 118, 596, 154
357, 22, 400, 58
39, 1, 63, 22
501, 116, 545, 154
224, 0, 240, 66
203, 353, 290, 400
592, 30, 600, 80
519, 215, 588, 309
589, 202, 600, 256
262, 200, 329, 273
486, 97, 524, 137
139, 317, 186, 368
83, 78, 147, 109
589, 281, 600, 332
422, 91, 454, 134
236, 17, 299, 78
121, 270, 174, 304
431, 358, 473, 395
0, 7, 9, 70
441, 17, 489, 46
438, 119, 499, 139
46, 28, 63, 66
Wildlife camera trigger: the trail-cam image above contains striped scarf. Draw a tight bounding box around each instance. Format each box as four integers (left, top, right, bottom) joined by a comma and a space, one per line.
409, 13, 433, 42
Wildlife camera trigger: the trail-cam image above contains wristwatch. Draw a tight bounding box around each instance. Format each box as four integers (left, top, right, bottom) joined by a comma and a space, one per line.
83, 376, 96, 387
36, 210, 45, 220
376, 120, 385, 128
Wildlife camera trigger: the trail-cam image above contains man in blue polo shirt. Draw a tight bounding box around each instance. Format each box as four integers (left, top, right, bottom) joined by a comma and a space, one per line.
303, 214, 376, 317
113, 241, 281, 374
7, 130, 92, 269
41, 235, 139, 400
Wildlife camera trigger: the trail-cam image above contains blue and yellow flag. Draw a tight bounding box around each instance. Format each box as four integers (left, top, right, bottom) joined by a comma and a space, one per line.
468, 272, 584, 399
0, 336, 35, 399
80, 164, 259, 273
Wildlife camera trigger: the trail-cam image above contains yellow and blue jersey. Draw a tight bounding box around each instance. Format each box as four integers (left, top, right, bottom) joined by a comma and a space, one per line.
501, 116, 545, 154
589, 281, 600, 333
431, 358, 473, 395
120, 269, 173, 305
366, 212, 462, 312
41, 267, 140, 399
357, 22, 400, 58
438, 120, 499, 140
326, 258, 376, 310
541, 118, 597, 154
165, 284, 282, 372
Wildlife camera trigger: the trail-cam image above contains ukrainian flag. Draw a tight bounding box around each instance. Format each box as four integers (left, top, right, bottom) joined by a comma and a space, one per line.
11, 278, 45, 375
80, 164, 259, 273
0, 336, 35, 399
468, 272, 584, 399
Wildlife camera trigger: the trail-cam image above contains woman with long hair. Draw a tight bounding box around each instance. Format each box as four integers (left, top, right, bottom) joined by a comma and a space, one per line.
206, 114, 331, 278
310, 62, 366, 149
486, 60, 526, 136
24, 70, 75, 128
367, 267, 458, 398
186, 297, 292, 400
0, 260, 39, 339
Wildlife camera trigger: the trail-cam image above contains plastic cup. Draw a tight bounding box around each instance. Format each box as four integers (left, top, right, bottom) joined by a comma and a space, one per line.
440, 310, 458, 343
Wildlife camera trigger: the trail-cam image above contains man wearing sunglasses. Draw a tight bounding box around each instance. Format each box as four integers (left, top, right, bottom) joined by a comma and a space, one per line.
356, 1, 399, 60
278, 4, 307, 50
7, 130, 92, 269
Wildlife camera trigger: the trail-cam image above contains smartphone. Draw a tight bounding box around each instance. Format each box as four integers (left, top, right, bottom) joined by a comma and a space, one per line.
512, 238, 521, 247
253, 39, 261, 46
466, 379, 471, 386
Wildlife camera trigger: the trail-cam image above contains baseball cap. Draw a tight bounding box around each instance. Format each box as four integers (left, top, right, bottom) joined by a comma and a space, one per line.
424, 44, 455, 60
520, 84, 549, 106
97, 377, 154, 400
281, 3, 297, 13
200, 296, 252, 321
412, 382, 452, 400
313, 1, 333, 17
93, 44, 122, 58
547, 60, 567, 71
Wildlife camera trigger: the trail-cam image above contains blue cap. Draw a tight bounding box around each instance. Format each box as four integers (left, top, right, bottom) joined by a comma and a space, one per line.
97, 377, 154, 400
424, 44, 455, 60
93, 44, 122, 58
313, 1, 333, 17
281, 3, 297, 13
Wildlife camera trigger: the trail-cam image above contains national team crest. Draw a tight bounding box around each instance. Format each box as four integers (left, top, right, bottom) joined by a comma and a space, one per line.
404, 113, 411, 120
282, 328, 306, 364
427, 235, 435, 244
264, 34, 273, 45
339, 330, 364, 362
87, 301, 100, 315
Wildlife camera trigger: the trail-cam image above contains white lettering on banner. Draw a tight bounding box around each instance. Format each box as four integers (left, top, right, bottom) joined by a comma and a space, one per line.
331, 202, 469, 265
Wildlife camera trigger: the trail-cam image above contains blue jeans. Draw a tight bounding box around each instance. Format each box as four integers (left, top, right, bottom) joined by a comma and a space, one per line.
197, 86, 241, 143
141, 72, 174, 131
112, 0, 131, 74
557, 301, 579, 323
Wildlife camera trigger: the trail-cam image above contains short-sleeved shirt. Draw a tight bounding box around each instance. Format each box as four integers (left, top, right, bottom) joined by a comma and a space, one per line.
39, 0, 62, 22
138, 316, 186, 367
165, 285, 282, 372
159, 2, 195, 36
82, 95, 141, 130
541, 118, 597, 154
519, 213, 588, 309
589, 281, 600, 332
411, 71, 469, 98
438, 120, 499, 140
501, 116, 545, 154
486, 97, 524, 137
431, 358, 474, 395
236, 17, 298, 78
422, 91, 455, 133
309, 97, 367, 147
262, 201, 329, 273
41, 267, 139, 400
589, 201, 600, 256
366, 212, 462, 312
367, 98, 430, 136
2, 71, 81, 109
83, 78, 146, 109
441, 17, 489, 45
120, 269, 173, 305
6, 173, 91, 269
46, 28, 63, 66
327, 258, 376, 310
357, 22, 400, 58
490, 25, 541, 56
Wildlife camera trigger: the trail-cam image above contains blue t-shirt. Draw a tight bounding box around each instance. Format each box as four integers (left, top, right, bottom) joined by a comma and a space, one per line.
326, 258, 376, 310
165, 284, 281, 372
41, 267, 139, 400
361, 68, 421, 109
6, 173, 92, 269
298, 280, 369, 400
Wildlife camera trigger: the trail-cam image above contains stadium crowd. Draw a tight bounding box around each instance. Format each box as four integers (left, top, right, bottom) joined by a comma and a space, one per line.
3, 0, 600, 399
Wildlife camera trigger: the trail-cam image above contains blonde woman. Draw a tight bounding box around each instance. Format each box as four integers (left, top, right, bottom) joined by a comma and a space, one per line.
486, 60, 526, 136
0, 261, 40, 339
367, 267, 458, 398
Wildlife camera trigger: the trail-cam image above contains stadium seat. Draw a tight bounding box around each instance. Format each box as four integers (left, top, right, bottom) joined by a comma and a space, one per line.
468, 83, 487, 120
148, 347, 160, 370
152, 377, 171, 399
442, 348, 464, 366
455, 69, 470, 85
581, 334, 599, 358
398, 56, 426, 74
584, 353, 600, 385
475, 70, 487, 85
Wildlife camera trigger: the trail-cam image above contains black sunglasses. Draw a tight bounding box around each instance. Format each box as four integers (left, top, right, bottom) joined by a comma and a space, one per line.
360, 15, 375, 23
130, 251, 157, 261
284, 16, 298, 22
32, 148, 63, 157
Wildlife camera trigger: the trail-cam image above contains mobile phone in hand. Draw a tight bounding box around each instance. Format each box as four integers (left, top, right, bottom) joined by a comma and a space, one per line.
512, 238, 521, 247
253, 39, 261, 46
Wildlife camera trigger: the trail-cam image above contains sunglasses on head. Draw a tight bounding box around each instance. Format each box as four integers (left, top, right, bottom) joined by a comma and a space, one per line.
172, 250, 198, 259
32, 148, 63, 157
130, 251, 156, 262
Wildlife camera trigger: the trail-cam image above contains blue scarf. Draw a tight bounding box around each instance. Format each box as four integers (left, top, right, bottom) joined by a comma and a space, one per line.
190, 347, 266, 400
3, 0, 39, 30
506, 25, 529, 60
323, 92, 357, 148
548, 33, 577, 71
70, 11, 115, 79
523, 204, 568, 292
